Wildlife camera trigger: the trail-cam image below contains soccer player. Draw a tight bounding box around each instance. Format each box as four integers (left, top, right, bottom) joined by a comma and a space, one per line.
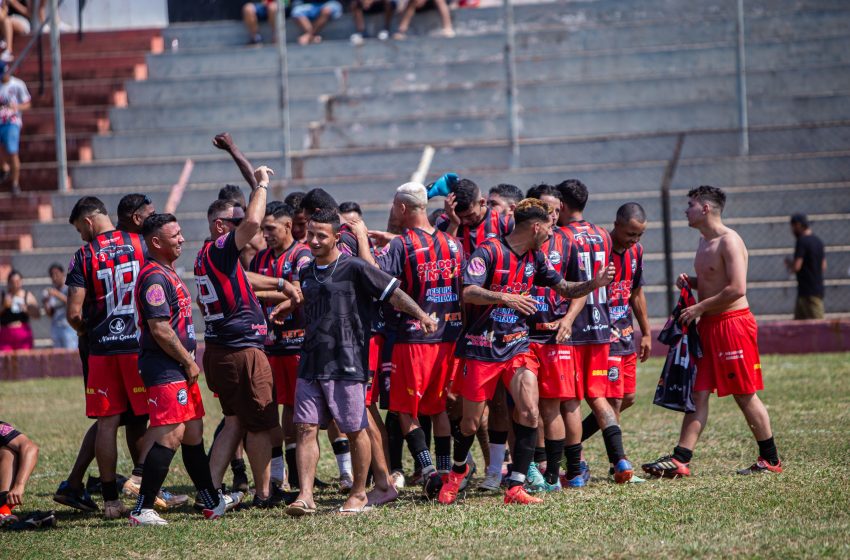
524, 184, 585, 491
62, 196, 149, 518
442, 199, 614, 505
487, 184, 524, 217
285, 191, 309, 243
129, 213, 235, 525
350, 182, 464, 499
0, 420, 39, 525
286, 209, 437, 516
116, 193, 155, 234
249, 203, 323, 490
558, 179, 635, 484
643, 186, 782, 477
437, 178, 513, 258
580, 202, 650, 482
338, 201, 363, 224
196, 164, 285, 507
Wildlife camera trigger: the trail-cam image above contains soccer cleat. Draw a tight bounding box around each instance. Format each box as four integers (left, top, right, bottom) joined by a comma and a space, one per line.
103, 499, 129, 520
224, 491, 244, 512
53, 481, 99, 513
737, 457, 783, 475
391, 471, 406, 490
408, 468, 424, 486
338, 474, 354, 491
0, 511, 18, 527
437, 465, 469, 505
7, 510, 57, 531
613, 459, 634, 484
423, 471, 443, 500
525, 462, 548, 493
642, 455, 691, 478
579, 460, 591, 484
158, 488, 189, 509
122, 478, 171, 510
477, 471, 502, 492
560, 473, 587, 488
87, 473, 128, 495
203, 492, 228, 520
504, 484, 544, 505
129, 508, 168, 526
608, 466, 646, 483
458, 459, 476, 492
231, 468, 250, 493
270, 484, 298, 506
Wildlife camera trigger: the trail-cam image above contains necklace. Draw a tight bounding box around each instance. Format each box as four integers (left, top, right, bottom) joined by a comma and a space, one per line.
312, 255, 341, 284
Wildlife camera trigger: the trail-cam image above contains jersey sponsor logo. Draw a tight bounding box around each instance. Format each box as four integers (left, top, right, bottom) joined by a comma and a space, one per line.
147, 396, 158, 408
718, 349, 744, 361
490, 282, 531, 295
406, 312, 439, 332
489, 307, 518, 324
531, 295, 548, 312
96, 243, 135, 262
591, 369, 608, 376
447, 239, 459, 253
524, 263, 534, 277
609, 304, 629, 321
283, 260, 292, 274
133, 386, 146, 394
609, 281, 633, 303
281, 329, 306, 339
297, 256, 312, 272
465, 330, 495, 347
177, 388, 188, 406
425, 286, 458, 303
417, 258, 461, 281
468, 257, 486, 277
592, 307, 601, 324
0, 424, 13, 437
252, 323, 269, 336
535, 321, 559, 331
549, 250, 561, 265
146, 283, 167, 306
572, 231, 605, 246
444, 312, 462, 322
109, 317, 127, 334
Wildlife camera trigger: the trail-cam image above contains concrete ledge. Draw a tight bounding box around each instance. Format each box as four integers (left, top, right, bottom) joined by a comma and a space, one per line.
2, 320, 848, 381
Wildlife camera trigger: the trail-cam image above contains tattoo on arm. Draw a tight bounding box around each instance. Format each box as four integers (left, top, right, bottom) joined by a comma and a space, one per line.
554, 278, 598, 299
388, 286, 425, 319
462, 285, 506, 306
150, 321, 193, 367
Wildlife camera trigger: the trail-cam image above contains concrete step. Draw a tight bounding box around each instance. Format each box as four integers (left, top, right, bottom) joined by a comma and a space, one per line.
19, 134, 91, 163
28, 78, 126, 108
21, 105, 109, 136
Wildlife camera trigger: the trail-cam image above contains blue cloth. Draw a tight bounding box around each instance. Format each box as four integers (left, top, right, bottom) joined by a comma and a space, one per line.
291, 0, 342, 20
0, 122, 21, 154
426, 173, 458, 199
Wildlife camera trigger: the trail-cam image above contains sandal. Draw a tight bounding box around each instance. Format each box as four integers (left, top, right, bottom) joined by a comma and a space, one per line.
285, 499, 317, 517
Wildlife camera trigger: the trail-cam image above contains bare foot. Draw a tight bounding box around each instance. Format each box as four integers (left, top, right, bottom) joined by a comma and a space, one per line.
366, 484, 399, 506
298, 33, 312, 45
341, 493, 369, 512
311, 34, 322, 44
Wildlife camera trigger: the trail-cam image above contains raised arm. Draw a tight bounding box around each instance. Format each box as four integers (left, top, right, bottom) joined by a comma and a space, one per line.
147, 318, 200, 385
213, 132, 258, 189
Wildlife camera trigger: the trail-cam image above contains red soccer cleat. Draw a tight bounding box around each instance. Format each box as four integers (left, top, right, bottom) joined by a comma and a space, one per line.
504, 485, 544, 505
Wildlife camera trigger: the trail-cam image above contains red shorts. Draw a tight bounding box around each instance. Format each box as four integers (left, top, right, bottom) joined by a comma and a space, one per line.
448, 357, 465, 396
365, 334, 385, 407
268, 354, 300, 407
462, 352, 539, 402
572, 344, 610, 399
529, 342, 580, 400
695, 308, 763, 397
605, 353, 637, 399
86, 354, 148, 417
390, 342, 460, 416
146, 381, 205, 427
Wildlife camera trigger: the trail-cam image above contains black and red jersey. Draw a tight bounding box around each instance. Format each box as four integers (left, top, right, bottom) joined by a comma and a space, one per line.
249, 241, 312, 355
194, 232, 267, 348
458, 236, 562, 362
135, 259, 196, 386
65, 230, 146, 355
376, 227, 464, 344
562, 220, 612, 345
608, 242, 645, 356
436, 208, 514, 258
529, 229, 576, 344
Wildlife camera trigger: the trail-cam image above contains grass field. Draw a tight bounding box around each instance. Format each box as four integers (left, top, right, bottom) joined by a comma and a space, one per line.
2, 352, 849, 559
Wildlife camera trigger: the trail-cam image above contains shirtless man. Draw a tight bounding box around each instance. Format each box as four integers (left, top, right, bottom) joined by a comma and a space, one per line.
643, 186, 781, 478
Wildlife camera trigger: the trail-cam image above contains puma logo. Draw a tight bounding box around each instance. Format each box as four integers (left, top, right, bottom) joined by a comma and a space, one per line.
147, 397, 158, 408
97, 388, 109, 398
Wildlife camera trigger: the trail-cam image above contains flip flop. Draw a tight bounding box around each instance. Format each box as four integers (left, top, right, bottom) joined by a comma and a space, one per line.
337, 504, 373, 515
285, 499, 317, 517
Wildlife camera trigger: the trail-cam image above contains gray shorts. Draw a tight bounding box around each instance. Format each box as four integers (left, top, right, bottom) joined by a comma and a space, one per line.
293, 378, 368, 434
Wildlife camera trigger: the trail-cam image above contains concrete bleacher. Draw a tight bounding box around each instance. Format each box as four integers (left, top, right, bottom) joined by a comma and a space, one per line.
3, 0, 850, 345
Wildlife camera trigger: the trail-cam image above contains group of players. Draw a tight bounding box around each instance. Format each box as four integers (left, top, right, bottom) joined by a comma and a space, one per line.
0, 133, 782, 527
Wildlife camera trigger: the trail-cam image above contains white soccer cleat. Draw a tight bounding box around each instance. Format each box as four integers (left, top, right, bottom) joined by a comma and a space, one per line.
391, 471, 406, 490
129, 508, 168, 526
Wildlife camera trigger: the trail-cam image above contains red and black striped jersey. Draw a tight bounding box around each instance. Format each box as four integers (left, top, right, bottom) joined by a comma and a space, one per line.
608, 243, 645, 356
249, 241, 312, 355
562, 220, 612, 345
376, 227, 464, 343
135, 259, 196, 386
194, 232, 267, 348
529, 229, 577, 344
65, 230, 146, 355
458, 236, 562, 362
436, 208, 514, 258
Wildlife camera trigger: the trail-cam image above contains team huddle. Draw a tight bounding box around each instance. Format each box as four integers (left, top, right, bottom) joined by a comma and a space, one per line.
0, 134, 783, 526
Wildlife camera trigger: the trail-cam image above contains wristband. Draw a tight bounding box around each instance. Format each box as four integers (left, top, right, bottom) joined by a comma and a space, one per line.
257, 183, 269, 190
277, 278, 285, 292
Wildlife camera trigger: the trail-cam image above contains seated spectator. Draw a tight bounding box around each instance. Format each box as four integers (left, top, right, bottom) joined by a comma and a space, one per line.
0, 59, 30, 196
339, 200, 363, 223
392, 0, 454, 40
242, 0, 281, 45
291, 0, 343, 45
0, 270, 38, 352
0, 420, 39, 524
0, 1, 47, 61
42, 263, 77, 350
349, 0, 394, 44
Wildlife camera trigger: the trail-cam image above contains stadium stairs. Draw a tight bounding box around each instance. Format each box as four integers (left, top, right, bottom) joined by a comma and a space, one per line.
3, 0, 850, 347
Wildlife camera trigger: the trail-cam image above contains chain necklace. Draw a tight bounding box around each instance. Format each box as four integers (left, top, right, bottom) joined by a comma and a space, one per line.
312, 255, 341, 284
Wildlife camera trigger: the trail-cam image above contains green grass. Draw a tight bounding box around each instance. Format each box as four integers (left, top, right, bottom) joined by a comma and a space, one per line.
2, 353, 849, 559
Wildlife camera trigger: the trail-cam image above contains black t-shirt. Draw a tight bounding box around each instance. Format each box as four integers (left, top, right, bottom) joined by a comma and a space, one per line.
65, 230, 146, 355
135, 260, 197, 387
794, 234, 825, 298
457, 236, 563, 362
298, 254, 400, 382
0, 421, 21, 447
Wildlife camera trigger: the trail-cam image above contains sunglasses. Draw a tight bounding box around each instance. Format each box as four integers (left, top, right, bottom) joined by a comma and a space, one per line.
132, 195, 152, 215
220, 216, 244, 226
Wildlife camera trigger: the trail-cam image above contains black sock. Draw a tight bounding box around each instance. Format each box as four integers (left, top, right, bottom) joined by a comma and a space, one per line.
435, 436, 451, 472
386, 412, 404, 473
673, 445, 693, 464
182, 441, 219, 509
405, 427, 434, 473
488, 429, 508, 445
533, 446, 546, 464
101, 479, 119, 502
230, 457, 246, 474
757, 437, 780, 465
285, 446, 298, 486
564, 443, 583, 479
451, 431, 475, 474
509, 422, 537, 489
419, 415, 432, 449
581, 413, 600, 442
131, 464, 144, 478
601, 425, 626, 464
132, 442, 174, 514
272, 446, 283, 459
0, 491, 8, 507
544, 439, 565, 484
331, 438, 350, 456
